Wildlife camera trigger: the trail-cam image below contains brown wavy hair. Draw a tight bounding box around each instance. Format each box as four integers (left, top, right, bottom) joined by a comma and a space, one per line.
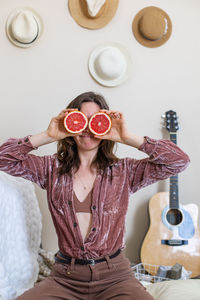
57, 92, 118, 175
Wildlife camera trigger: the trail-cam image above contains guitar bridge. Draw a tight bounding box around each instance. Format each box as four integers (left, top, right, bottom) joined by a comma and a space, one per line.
161, 239, 188, 246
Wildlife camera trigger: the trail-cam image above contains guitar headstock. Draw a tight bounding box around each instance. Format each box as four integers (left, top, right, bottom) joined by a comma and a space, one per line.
163, 110, 179, 133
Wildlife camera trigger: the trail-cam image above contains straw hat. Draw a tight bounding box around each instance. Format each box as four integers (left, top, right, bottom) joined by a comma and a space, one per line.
88, 42, 132, 87
132, 6, 172, 48
6, 7, 43, 48
68, 0, 119, 29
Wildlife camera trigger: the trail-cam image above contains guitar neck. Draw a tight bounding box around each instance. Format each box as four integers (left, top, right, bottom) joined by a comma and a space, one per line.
169, 132, 179, 209
170, 174, 179, 209
170, 133, 177, 145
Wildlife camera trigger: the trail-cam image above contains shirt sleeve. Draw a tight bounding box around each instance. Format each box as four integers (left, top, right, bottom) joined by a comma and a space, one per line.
0, 136, 51, 189
126, 136, 190, 193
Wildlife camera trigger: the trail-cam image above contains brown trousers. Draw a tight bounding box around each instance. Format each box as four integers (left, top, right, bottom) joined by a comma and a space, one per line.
16, 251, 154, 300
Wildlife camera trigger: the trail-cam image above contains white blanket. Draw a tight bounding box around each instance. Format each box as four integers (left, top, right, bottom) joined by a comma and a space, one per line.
146, 279, 200, 300
0, 172, 42, 300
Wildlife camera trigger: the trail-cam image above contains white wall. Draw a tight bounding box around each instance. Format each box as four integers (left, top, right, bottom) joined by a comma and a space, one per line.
0, 0, 199, 263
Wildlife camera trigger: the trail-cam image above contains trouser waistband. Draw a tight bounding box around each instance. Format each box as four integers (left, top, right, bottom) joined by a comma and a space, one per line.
55, 249, 121, 266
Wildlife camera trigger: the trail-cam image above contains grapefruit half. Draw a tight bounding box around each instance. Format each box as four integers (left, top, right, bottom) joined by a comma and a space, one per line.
89, 112, 111, 136
64, 111, 88, 134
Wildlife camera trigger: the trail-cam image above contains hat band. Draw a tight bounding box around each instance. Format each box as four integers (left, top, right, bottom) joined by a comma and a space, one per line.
12, 17, 39, 45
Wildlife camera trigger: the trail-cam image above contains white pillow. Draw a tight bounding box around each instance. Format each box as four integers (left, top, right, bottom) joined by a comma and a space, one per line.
146, 279, 200, 300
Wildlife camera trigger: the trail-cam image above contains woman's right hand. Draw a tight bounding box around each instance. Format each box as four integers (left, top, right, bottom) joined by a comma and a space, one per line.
46, 109, 78, 141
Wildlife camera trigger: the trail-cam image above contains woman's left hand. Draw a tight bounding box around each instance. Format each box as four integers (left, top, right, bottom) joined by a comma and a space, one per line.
94, 110, 131, 144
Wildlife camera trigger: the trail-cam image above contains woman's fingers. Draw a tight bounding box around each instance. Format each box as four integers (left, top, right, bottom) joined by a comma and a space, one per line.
112, 111, 122, 119
57, 108, 78, 120
59, 108, 78, 115
99, 109, 123, 120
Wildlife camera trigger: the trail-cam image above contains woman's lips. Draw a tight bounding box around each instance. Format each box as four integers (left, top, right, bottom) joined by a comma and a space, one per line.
80, 131, 94, 137
80, 134, 93, 138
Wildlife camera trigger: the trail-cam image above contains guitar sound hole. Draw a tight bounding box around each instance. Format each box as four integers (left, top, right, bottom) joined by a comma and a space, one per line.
166, 209, 183, 225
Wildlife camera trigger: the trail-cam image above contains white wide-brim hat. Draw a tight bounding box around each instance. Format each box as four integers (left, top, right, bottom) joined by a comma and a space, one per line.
88, 42, 132, 87
6, 7, 43, 48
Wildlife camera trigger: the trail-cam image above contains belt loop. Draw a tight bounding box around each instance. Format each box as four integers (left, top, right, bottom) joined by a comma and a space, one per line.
105, 255, 112, 269
70, 258, 75, 271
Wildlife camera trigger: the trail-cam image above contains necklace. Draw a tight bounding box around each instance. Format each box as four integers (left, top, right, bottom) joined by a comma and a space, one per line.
76, 173, 87, 190
75, 171, 97, 190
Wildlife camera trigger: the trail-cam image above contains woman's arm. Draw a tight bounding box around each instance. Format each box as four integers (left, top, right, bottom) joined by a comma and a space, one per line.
96, 109, 190, 192
29, 131, 56, 148
94, 109, 145, 148
0, 109, 76, 187
127, 137, 190, 193
0, 136, 49, 188
29, 108, 78, 147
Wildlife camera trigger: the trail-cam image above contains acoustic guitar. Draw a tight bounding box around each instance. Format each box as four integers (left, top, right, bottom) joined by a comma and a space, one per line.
140, 110, 200, 278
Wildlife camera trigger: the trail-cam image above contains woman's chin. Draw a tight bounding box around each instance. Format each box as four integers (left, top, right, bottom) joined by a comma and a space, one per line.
74, 135, 101, 151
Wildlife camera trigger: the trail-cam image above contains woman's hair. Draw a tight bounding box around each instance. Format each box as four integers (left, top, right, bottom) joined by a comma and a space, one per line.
57, 91, 118, 175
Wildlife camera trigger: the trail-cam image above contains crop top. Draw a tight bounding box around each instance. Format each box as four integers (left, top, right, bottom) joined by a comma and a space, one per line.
73, 190, 92, 213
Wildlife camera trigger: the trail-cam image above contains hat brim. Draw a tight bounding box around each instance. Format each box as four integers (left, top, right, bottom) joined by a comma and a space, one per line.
88, 42, 132, 87
68, 0, 119, 29
132, 6, 172, 48
6, 7, 43, 48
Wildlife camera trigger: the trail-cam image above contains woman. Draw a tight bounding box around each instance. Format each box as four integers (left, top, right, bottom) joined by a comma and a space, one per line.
0, 91, 190, 299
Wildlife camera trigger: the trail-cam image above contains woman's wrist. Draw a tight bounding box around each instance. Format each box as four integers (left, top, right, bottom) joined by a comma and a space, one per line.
29, 131, 56, 148
123, 133, 145, 149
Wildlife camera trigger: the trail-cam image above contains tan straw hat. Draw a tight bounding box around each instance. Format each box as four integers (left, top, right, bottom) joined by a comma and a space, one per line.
132, 6, 172, 48
68, 0, 119, 29
6, 7, 43, 48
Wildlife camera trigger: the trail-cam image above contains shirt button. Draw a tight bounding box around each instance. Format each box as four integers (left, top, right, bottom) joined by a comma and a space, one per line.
74, 222, 77, 227
92, 227, 96, 232
24, 138, 29, 143
68, 201, 72, 205
18, 141, 22, 144
80, 246, 84, 251
92, 205, 96, 210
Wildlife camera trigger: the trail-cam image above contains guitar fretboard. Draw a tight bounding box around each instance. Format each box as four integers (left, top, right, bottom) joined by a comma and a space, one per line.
170, 133, 177, 145
170, 175, 179, 209
169, 132, 179, 209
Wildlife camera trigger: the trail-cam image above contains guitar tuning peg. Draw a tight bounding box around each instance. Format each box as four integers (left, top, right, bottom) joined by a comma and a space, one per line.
161, 114, 166, 119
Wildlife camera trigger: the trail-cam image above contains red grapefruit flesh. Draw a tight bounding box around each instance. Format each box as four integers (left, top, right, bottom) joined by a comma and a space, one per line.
89, 112, 112, 136
64, 111, 88, 133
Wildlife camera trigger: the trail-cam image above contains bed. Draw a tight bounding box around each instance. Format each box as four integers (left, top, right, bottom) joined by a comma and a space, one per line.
146, 279, 200, 300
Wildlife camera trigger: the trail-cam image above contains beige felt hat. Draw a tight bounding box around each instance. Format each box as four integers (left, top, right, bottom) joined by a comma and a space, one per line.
6, 7, 43, 48
132, 6, 172, 48
68, 0, 119, 29
88, 42, 132, 87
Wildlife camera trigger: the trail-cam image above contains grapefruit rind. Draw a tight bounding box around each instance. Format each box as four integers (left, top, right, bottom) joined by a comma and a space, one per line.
88, 112, 112, 136
64, 111, 88, 133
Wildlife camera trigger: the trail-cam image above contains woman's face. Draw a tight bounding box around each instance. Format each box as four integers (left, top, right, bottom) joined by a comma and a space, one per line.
73, 102, 102, 152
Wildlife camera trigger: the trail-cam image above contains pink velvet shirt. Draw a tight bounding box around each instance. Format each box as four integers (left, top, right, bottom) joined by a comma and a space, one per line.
0, 136, 190, 259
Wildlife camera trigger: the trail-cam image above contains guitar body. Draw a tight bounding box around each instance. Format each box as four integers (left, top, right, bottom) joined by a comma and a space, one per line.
141, 192, 200, 278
